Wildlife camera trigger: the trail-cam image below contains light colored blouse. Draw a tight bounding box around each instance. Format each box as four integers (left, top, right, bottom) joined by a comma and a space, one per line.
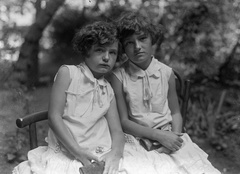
113, 57, 173, 130
47, 63, 114, 156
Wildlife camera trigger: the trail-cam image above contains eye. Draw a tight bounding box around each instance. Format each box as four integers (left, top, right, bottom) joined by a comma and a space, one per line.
95, 48, 104, 52
124, 41, 134, 47
139, 36, 147, 41
110, 51, 117, 55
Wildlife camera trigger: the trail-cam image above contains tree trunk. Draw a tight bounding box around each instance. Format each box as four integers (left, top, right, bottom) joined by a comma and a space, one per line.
35, 0, 42, 18
218, 37, 240, 84
14, 0, 65, 88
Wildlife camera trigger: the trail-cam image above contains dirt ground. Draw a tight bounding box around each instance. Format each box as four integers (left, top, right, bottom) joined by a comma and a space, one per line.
1, 86, 240, 174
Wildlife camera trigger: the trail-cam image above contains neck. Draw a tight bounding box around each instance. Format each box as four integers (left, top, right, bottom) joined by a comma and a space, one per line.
91, 71, 104, 79
82, 62, 104, 79
130, 57, 152, 70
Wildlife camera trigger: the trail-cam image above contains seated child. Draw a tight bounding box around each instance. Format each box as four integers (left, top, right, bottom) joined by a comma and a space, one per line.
110, 11, 222, 174
13, 21, 135, 174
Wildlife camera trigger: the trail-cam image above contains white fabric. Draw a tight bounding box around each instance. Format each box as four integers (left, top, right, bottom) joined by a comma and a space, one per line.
112, 57, 221, 174
13, 61, 221, 174
48, 63, 113, 154
113, 57, 172, 129
13, 63, 114, 174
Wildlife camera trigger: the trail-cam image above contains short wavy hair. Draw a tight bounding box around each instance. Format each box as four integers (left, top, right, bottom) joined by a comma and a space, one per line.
73, 21, 121, 60
117, 11, 165, 46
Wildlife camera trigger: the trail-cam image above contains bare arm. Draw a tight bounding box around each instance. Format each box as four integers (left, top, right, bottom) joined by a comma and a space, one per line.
168, 71, 183, 133
110, 73, 183, 152
101, 96, 125, 174
48, 66, 98, 165
109, 74, 156, 140
105, 96, 125, 156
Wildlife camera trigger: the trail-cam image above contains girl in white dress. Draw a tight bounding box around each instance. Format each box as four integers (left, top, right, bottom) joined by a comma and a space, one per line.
110, 11, 222, 174
13, 21, 126, 174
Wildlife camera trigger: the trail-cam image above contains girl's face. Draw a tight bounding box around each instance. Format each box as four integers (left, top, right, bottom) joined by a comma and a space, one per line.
123, 32, 153, 70
85, 41, 118, 79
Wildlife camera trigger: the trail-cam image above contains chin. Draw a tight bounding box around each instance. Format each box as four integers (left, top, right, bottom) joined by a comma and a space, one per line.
99, 69, 110, 74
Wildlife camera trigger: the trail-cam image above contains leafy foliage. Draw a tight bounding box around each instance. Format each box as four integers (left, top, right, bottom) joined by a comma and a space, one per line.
1, 0, 240, 156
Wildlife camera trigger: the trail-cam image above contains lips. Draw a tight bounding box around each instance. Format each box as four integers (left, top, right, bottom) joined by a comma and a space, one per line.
135, 52, 144, 56
99, 64, 110, 68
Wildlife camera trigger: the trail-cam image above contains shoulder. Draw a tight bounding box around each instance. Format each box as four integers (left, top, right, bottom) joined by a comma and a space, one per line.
153, 59, 172, 79
58, 65, 79, 74
55, 65, 70, 79
54, 65, 81, 83
53, 65, 72, 88
112, 63, 126, 74
111, 64, 127, 83
154, 59, 172, 71
61, 64, 81, 78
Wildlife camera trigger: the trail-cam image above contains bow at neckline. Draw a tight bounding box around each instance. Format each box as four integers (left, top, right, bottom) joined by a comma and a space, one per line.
78, 63, 107, 108
127, 57, 163, 110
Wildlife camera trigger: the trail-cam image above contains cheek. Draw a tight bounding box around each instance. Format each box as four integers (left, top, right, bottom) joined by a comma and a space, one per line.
146, 43, 153, 52
125, 50, 133, 58
110, 55, 117, 64
124, 45, 133, 54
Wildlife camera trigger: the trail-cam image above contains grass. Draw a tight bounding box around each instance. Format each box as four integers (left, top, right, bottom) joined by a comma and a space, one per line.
0, 86, 50, 174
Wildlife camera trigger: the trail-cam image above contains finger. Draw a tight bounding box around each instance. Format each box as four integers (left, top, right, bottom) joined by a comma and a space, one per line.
175, 140, 183, 148
173, 146, 179, 152
177, 137, 184, 143
168, 145, 177, 152
103, 165, 109, 174
174, 132, 184, 136
81, 159, 91, 166
110, 165, 119, 174
156, 147, 164, 153
174, 143, 183, 151
89, 155, 100, 163
163, 148, 172, 154
157, 147, 172, 154
111, 168, 118, 174
108, 166, 114, 174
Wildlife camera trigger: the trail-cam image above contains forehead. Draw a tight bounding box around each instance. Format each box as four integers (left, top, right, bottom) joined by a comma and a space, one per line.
93, 41, 118, 49
124, 31, 148, 40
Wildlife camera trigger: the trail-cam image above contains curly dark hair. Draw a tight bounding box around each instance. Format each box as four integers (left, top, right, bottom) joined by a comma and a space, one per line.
72, 21, 121, 60
116, 11, 165, 46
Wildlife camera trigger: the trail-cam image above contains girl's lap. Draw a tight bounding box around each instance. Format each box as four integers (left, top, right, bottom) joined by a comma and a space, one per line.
13, 134, 220, 174
13, 146, 83, 174
122, 133, 220, 174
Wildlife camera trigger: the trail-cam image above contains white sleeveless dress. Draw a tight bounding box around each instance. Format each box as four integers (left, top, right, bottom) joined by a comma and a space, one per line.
112, 57, 221, 174
13, 63, 114, 173
13, 62, 221, 174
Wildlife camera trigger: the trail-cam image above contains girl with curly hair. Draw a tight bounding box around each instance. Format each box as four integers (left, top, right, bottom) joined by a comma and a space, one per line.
13, 21, 128, 174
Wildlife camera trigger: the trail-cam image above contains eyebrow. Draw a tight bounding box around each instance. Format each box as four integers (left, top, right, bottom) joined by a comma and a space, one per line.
111, 48, 118, 51
123, 38, 131, 43
94, 44, 118, 51
94, 45, 104, 48
137, 32, 147, 37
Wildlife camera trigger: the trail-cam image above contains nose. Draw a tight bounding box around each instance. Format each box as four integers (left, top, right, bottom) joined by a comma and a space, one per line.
135, 40, 141, 51
102, 51, 110, 62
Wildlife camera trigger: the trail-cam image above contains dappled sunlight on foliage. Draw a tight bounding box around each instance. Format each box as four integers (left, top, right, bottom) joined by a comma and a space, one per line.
186, 86, 240, 155
1, 0, 240, 173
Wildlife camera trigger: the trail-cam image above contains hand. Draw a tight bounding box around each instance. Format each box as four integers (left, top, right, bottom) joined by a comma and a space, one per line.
74, 149, 100, 166
156, 146, 172, 154
99, 150, 122, 174
154, 130, 183, 152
